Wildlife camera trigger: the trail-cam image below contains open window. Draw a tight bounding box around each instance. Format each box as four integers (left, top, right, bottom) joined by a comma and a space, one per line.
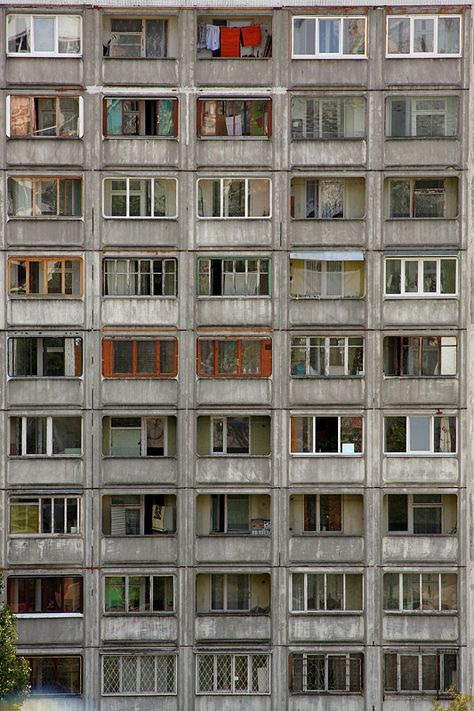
198, 257, 271, 297
8, 337, 82, 377
102, 16, 177, 58
385, 494, 457, 535
7, 177, 82, 217
197, 415, 271, 456
383, 336, 457, 376
102, 494, 176, 535
291, 416, 363, 455
103, 98, 178, 137
102, 416, 176, 457
7, 96, 82, 138
9, 258, 82, 297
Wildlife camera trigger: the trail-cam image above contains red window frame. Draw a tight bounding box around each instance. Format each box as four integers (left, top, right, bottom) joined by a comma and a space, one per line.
102, 338, 178, 378
196, 338, 272, 378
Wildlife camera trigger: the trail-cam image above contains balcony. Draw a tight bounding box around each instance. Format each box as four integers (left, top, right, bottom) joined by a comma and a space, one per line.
7, 458, 84, 487
289, 536, 364, 564
101, 379, 178, 407
289, 378, 364, 407
196, 219, 273, 248
384, 138, 461, 168
290, 59, 368, 87
103, 57, 178, 86
101, 615, 177, 643
383, 456, 458, 485
101, 458, 177, 485
196, 58, 273, 87
6, 58, 83, 86
289, 457, 365, 485
100, 298, 178, 327
100, 535, 177, 565
289, 300, 366, 327
101, 220, 179, 248
382, 299, 459, 327
289, 698, 364, 711
6, 139, 84, 167
196, 699, 270, 711
7, 538, 84, 566
102, 139, 179, 168
7, 299, 85, 327
384, 58, 462, 87
195, 614, 271, 641
383, 614, 458, 642
15, 615, 83, 645
196, 535, 271, 564
383, 536, 458, 564
383, 219, 460, 247
196, 379, 272, 406
289, 220, 366, 248
196, 140, 272, 168
7, 379, 83, 408
195, 457, 271, 485
291, 140, 367, 168
196, 298, 272, 327
6, 219, 84, 248
381, 378, 459, 407
289, 614, 364, 642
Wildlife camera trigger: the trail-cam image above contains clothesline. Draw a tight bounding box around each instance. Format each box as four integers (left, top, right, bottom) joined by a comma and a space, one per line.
197, 22, 263, 56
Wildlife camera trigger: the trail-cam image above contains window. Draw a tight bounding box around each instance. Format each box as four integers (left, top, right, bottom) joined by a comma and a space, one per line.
291, 416, 363, 454
9, 416, 82, 456
291, 96, 365, 139
210, 573, 250, 611
9, 496, 81, 535
28, 657, 82, 695
386, 96, 458, 138
7, 177, 82, 217
197, 415, 271, 456
387, 494, 456, 535
384, 572, 457, 612
198, 257, 270, 296
197, 653, 270, 694
197, 339, 272, 378
384, 651, 457, 693
289, 257, 364, 298
8, 96, 81, 138
197, 99, 271, 138
196, 16, 272, 59
103, 655, 176, 695
302, 494, 342, 532
388, 179, 457, 218
103, 178, 177, 218
103, 17, 168, 58
291, 572, 362, 612
197, 178, 270, 218
384, 415, 457, 454
386, 16, 461, 57
103, 258, 177, 296
8, 576, 83, 614
8, 337, 82, 377
102, 494, 176, 536
102, 416, 176, 457
103, 98, 178, 137
104, 576, 174, 613
291, 336, 364, 377
290, 653, 363, 693
9, 258, 82, 297
384, 336, 457, 376
292, 16, 366, 58
102, 338, 177, 378
211, 494, 250, 533
7, 15, 82, 56
384, 257, 457, 296
291, 178, 365, 220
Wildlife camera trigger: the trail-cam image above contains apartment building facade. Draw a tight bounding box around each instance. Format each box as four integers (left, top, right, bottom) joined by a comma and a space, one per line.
0, 1, 472, 709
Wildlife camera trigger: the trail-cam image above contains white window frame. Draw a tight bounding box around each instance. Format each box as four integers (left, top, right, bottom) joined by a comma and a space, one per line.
291, 571, 363, 612
7, 336, 82, 379
290, 336, 364, 377
10, 416, 82, 457
385, 15, 462, 59
102, 654, 177, 696
290, 415, 364, 456
384, 258, 458, 297
9, 495, 82, 536
384, 572, 456, 613
293, 652, 363, 693
198, 257, 271, 298
384, 651, 457, 694
384, 415, 457, 455
292, 16, 367, 59
196, 177, 272, 220
210, 416, 251, 456
108, 416, 169, 457
102, 177, 178, 219
7, 14, 83, 57
103, 574, 175, 614
196, 653, 271, 695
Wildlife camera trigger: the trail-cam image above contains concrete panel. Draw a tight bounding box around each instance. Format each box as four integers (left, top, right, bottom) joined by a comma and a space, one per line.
7, 458, 84, 486
8, 538, 84, 566
196, 535, 271, 563
196, 140, 272, 168
383, 614, 458, 642
384, 139, 460, 167
291, 140, 367, 167
101, 615, 177, 642
382, 300, 459, 327
195, 58, 273, 86
102, 58, 178, 85
289, 457, 365, 485
381, 378, 459, 406
101, 458, 177, 485
196, 298, 272, 326
289, 698, 364, 711
289, 614, 364, 642
383, 457, 458, 485
289, 300, 366, 327
383, 699, 434, 711
384, 59, 462, 86
101, 298, 178, 326
289, 378, 364, 406
101, 220, 179, 248
103, 139, 179, 167
383, 536, 458, 564
196, 379, 272, 406
195, 614, 271, 641
101, 536, 177, 565
196, 220, 273, 247
8, 300, 85, 327
7, 379, 83, 407
15, 616, 83, 645
383, 219, 460, 247
6, 58, 83, 86
195, 457, 271, 485
195, 699, 270, 711
101, 379, 178, 407
7, 220, 84, 247
290, 60, 368, 87
289, 220, 366, 247
101, 700, 177, 711
6, 140, 84, 167
289, 536, 364, 564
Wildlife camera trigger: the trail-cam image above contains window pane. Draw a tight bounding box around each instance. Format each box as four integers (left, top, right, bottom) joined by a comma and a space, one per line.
409, 417, 430, 452
384, 573, 399, 610
319, 19, 339, 53
224, 180, 245, 217
33, 16, 55, 52
105, 577, 126, 612
58, 16, 81, 54
217, 341, 238, 374
413, 504, 442, 534
326, 574, 343, 610
315, 417, 338, 453
227, 495, 249, 532
422, 573, 440, 610
113, 341, 133, 374
390, 181, 410, 218
403, 573, 420, 610
345, 574, 363, 610
385, 417, 407, 452
307, 656, 325, 691
414, 18, 434, 53
440, 260, 456, 294
226, 417, 250, 454
387, 17, 410, 54
128, 576, 150, 612
320, 495, 342, 532
343, 18, 365, 55
422, 656, 437, 691
8, 16, 31, 53
291, 417, 313, 453
438, 17, 460, 54
328, 656, 346, 690
248, 180, 270, 217
146, 418, 165, 456
241, 341, 260, 375
341, 416, 363, 453
26, 417, 47, 454
227, 574, 249, 610
136, 341, 156, 374
199, 340, 214, 375
385, 260, 401, 294
294, 18, 316, 55
52, 418, 81, 455
388, 495, 408, 532
434, 416, 456, 453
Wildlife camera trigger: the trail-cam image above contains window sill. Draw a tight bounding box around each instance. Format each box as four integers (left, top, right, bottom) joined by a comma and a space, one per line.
7, 53, 82, 59
9, 455, 82, 459
103, 455, 176, 460
102, 216, 178, 221
384, 453, 457, 457
103, 612, 175, 617
104, 533, 176, 538
291, 374, 364, 379
291, 453, 363, 458
14, 613, 83, 619
200, 532, 271, 537
383, 295, 458, 300
291, 136, 366, 142
9, 534, 82, 539
385, 54, 461, 59
386, 533, 455, 538
197, 216, 271, 221
102, 295, 177, 300
199, 136, 271, 141
384, 136, 458, 141
102, 375, 177, 380
290, 217, 365, 222
103, 55, 176, 60
7, 136, 81, 141
198, 611, 270, 616
292, 55, 367, 60
103, 135, 177, 141
9, 296, 83, 301
197, 56, 272, 61
383, 375, 457, 379
8, 376, 82, 381
384, 610, 457, 615
7, 216, 83, 221
384, 217, 458, 222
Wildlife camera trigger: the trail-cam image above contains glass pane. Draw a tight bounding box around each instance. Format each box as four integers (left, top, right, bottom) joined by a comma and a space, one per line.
315, 417, 338, 453
402, 573, 420, 610
291, 417, 313, 453
58, 16, 81, 54
400, 656, 419, 690
319, 19, 339, 53
434, 416, 456, 453
390, 181, 410, 218
226, 417, 250, 454
320, 495, 342, 532
414, 18, 434, 53
33, 16, 55, 52
224, 180, 245, 217
422, 656, 437, 691
385, 416, 407, 452
388, 495, 408, 532
440, 260, 456, 294
105, 577, 125, 612
384, 573, 399, 610
227, 495, 249, 532
217, 341, 238, 375
248, 180, 270, 217
52, 418, 81, 455
8, 15, 31, 53
438, 17, 460, 54
241, 341, 260, 375
326, 574, 343, 610
199, 340, 214, 376
404, 261, 419, 293
226, 574, 249, 610
291, 573, 305, 611
26, 417, 47, 454
113, 341, 133, 374
413, 505, 442, 534
409, 417, 431, 452
387, 17, 410, 54
128, 576, 150, 612
345, 574, 363, 610
136, 341, 155, 374
293, 18, 316, 55
385, 260, 401, 294
343, 18, 365, 54
422, 573, 439, 611
341, 416, 363, 453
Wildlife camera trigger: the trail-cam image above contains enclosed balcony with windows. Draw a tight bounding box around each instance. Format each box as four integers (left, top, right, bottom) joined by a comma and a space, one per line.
196, 572, 271, 641
289, 652, 363, 700
196, 652, 271, 697
27, 656, 82, 698
101, 493, 177, 565
102, 15, 179, 85
289, 493, 364, 563
383, 649, 457, 700
196, 493, 271, 563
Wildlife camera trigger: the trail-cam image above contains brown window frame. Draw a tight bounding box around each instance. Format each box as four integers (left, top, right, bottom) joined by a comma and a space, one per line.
196, 338, 272, 378
197, 98, 272, 138
102, 338, 178, 378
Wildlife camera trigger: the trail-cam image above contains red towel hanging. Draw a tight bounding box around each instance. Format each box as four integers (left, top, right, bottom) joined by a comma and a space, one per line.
241, 24, 262, 47
220, 27, 241, 57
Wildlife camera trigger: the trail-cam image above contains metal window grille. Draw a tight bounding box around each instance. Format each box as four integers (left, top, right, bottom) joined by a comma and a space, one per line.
102, 654, 176, 695
197, 653, 270, 694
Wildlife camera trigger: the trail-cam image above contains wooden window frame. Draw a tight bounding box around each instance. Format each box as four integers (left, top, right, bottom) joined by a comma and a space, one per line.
197, 338, 272, 378
102, 338, 178, 378
8, 257, 83, 297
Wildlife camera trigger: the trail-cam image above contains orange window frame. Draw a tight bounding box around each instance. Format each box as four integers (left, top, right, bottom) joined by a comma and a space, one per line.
197, 338, 272, 378
102, 339, 178, 378
8, 257, 83, 296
